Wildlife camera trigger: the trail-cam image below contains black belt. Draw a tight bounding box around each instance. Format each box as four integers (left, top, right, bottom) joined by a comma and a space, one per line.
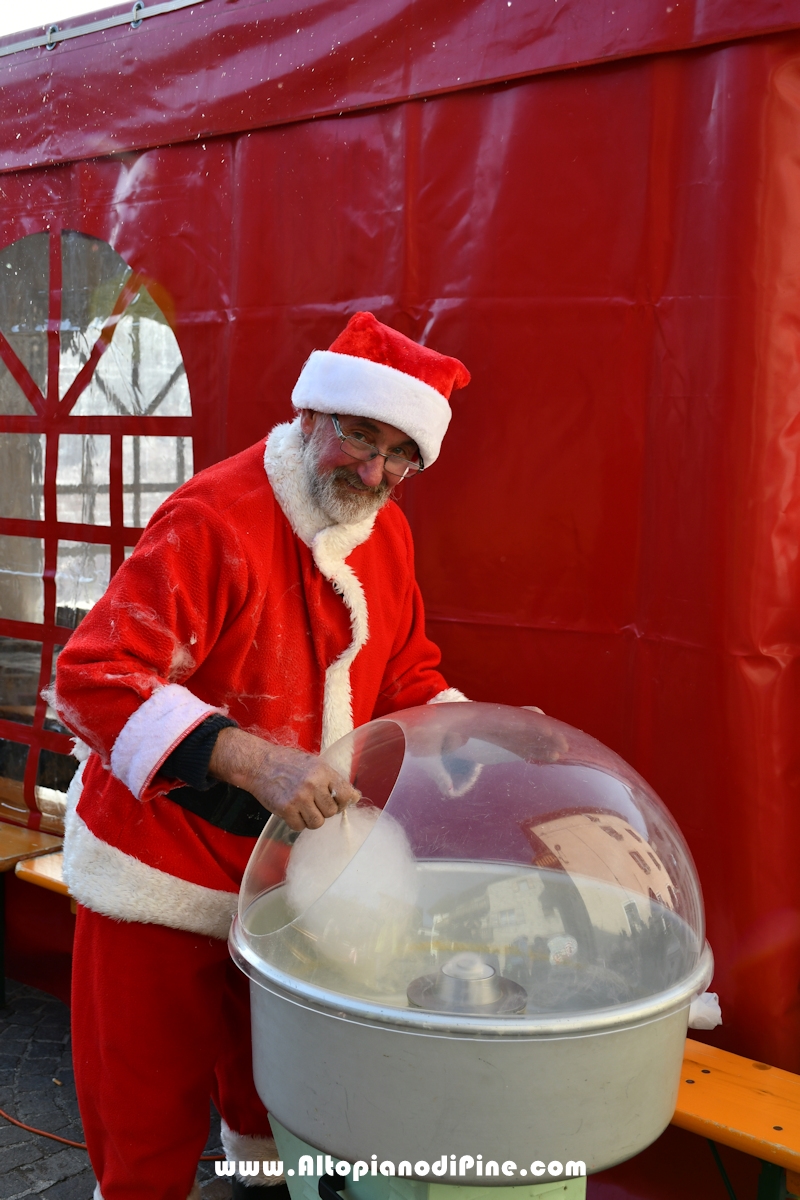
168, 782, 269, 837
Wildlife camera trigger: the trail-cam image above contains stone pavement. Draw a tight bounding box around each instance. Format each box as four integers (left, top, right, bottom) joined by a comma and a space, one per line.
0, 980, 231, 1198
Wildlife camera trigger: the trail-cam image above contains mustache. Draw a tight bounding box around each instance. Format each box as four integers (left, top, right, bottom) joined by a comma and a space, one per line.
332, 466, 390, 498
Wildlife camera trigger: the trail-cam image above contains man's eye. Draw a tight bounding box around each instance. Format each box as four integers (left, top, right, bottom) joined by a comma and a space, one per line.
349, 432, 372, 445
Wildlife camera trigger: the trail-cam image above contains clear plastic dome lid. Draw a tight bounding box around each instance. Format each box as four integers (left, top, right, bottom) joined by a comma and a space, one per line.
238, 703, 705, 1019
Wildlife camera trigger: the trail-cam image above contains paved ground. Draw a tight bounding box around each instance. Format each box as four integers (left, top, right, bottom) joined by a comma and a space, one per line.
0, 980, 230, 1199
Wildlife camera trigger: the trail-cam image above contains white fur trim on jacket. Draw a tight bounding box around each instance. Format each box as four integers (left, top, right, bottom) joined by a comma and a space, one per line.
221, 1120, 284, 1183
63, 761, 238, 939
110, 683, 219, 800
265, 421, 375, 750
429, 687, 470, 703
292, 349, 451, 466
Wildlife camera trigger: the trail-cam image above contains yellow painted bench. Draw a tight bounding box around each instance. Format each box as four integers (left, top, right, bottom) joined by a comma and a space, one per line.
15, 850, 70, 901
0, 823, 63, 1005
14, 847, 75, 923
673, 1038, 800, 1198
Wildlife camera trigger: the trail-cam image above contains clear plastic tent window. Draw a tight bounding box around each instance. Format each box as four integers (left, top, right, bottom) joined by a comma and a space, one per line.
239, 703, 705, 1020
0, 229, 195, 833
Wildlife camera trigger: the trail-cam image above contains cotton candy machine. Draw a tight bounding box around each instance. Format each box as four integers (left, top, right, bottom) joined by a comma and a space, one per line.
230, 703, 712, 1184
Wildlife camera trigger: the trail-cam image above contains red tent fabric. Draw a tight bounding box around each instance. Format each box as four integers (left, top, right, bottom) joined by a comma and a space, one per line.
1, 6, 800, 1189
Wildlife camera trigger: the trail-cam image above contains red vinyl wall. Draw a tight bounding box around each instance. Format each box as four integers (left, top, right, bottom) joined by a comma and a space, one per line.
2, 1, 800, 1180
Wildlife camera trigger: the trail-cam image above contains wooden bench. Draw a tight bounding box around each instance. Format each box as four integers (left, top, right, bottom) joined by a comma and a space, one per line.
0, 824, 63, 1006
15, 851, 72, 906
673, 1038, 800, 1199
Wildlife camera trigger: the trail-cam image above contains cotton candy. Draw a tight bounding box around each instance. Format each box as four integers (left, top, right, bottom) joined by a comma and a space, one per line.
286, 804, 418, 914
285, 804, 419, 980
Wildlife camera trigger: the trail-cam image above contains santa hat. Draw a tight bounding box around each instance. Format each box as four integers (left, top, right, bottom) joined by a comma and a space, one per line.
291, 312, 470, 466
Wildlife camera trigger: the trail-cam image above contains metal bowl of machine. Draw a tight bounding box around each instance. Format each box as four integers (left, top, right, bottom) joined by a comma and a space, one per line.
230, 703, 712, 1181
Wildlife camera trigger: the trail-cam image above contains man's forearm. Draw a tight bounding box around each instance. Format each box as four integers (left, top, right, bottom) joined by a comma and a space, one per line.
209, 727, 273, 793
209, 727, 359, 831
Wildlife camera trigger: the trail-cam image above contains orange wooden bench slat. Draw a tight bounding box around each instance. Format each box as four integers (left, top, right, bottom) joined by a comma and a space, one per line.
0, 825, 62, 872
673, 1039, 800, 1172
14, 851, 69, 897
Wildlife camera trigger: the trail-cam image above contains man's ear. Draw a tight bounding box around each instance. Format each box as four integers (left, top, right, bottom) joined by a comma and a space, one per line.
299, 409, 317, 437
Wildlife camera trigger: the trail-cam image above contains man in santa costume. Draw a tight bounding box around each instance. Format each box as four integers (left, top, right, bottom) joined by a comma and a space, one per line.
53, 312, 470, 1200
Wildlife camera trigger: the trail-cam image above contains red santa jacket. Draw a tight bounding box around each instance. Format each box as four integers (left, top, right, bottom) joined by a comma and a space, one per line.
54, 420, 464, 937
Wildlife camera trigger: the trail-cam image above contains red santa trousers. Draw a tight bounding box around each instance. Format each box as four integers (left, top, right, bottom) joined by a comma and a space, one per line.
72, 905, 272, 1200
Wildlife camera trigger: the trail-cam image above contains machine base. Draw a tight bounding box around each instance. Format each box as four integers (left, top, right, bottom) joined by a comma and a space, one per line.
271, 1117, 586, 1200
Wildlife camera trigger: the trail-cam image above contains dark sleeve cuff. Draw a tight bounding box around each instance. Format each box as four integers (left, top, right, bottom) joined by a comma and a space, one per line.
161, 713, 238, 791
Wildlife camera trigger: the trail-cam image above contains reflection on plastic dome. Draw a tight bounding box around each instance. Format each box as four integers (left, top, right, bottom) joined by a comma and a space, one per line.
239, 704, 704, 1018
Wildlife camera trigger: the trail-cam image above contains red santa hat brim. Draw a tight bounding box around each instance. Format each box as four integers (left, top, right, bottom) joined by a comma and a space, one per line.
291, 350, 452, 466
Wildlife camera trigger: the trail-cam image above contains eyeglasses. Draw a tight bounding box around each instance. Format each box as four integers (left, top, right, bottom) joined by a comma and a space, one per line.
330, 415, 424, 479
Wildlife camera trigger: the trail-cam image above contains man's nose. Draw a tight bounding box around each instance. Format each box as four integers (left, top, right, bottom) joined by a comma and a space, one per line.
356, 456, 386, 488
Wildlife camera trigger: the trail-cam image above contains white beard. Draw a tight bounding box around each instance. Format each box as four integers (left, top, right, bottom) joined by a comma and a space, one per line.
302, 425, 391, 525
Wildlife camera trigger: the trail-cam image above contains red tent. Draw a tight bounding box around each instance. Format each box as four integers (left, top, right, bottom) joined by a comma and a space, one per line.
1, 2, 800, 1192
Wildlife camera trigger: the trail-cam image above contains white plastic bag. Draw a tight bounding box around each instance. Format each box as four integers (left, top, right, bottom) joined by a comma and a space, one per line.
688, 991, 722, 1030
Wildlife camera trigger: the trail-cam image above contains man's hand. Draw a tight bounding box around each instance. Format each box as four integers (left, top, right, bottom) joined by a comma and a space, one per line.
208, 728, 359, 831
416, 703, 568, 765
